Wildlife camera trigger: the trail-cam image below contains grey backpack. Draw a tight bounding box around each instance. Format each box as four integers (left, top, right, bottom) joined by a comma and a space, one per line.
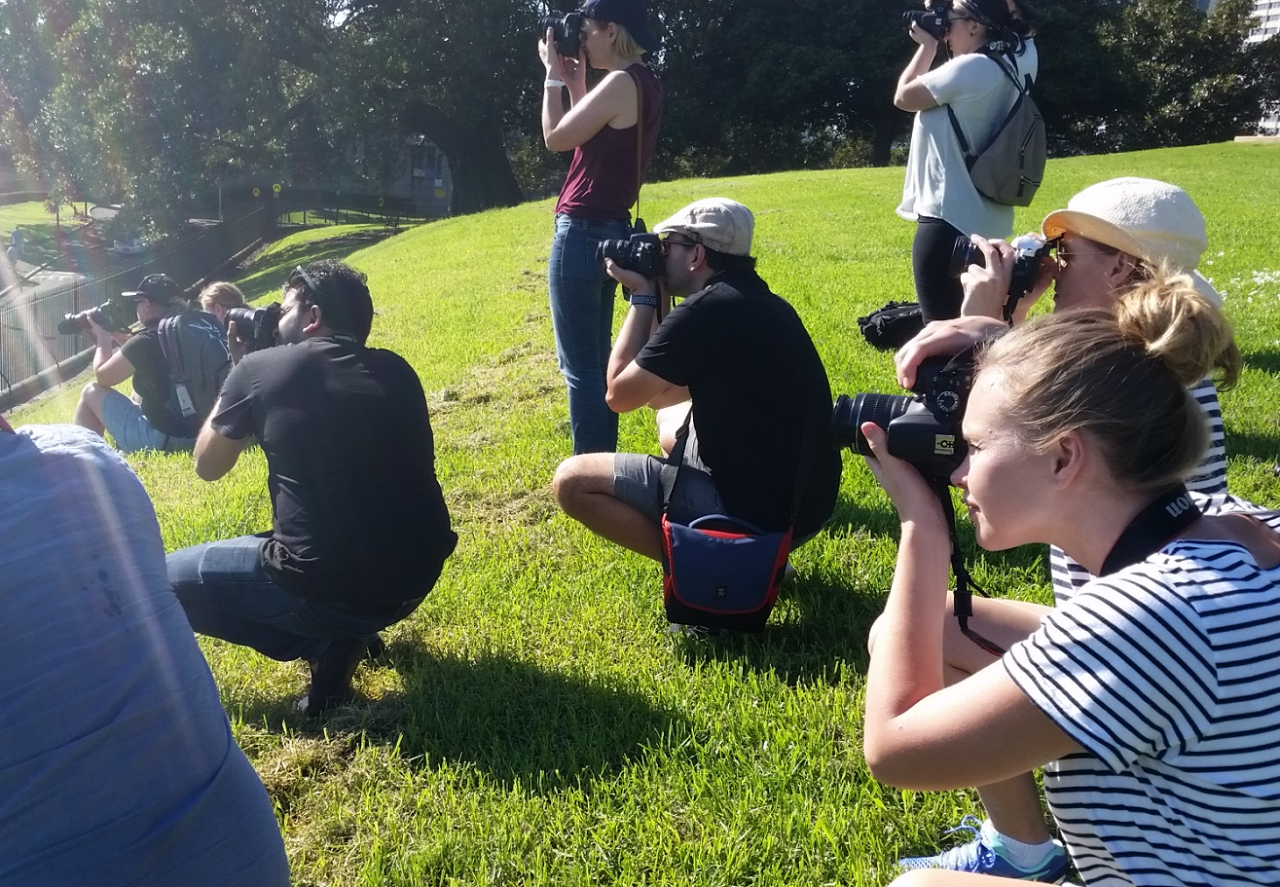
948, 52, 1046, 207
158, 311, 231, 436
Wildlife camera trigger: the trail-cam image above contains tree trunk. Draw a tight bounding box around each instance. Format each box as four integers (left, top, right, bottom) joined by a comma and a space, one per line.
871, 106, 908, 167
403, 102, 523, 216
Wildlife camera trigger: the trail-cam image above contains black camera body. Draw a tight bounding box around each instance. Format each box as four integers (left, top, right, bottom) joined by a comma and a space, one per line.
832, 351, 975, 480
224, 303, 282, 353
539, 11, 584, 57
949, 235, 1053, 320
58, 295, 138, 336
596, 233, 663, 278
904, 0, 952, 40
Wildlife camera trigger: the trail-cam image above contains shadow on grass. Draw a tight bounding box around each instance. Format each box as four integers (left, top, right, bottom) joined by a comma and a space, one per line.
233, 229, 397, 302
673, 490, 1055, 687
1242, 347, 1280, 377
243, 640, 687, 793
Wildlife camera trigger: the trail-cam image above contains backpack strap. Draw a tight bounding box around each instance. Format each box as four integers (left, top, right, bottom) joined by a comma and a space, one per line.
947, 49, 1030, 165
157, 314, 198, 420
157, 315, 187, 385
629, 66, 645, 229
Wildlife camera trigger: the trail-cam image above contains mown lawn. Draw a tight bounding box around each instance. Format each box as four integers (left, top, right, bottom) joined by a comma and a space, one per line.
10, 142, 1280, 886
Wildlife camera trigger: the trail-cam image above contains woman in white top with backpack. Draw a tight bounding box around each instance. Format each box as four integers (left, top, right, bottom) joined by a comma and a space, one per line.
895, 0, 1037, 322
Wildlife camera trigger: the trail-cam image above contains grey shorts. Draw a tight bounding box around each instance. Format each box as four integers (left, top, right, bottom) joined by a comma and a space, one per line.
613, 423, 725, 526
613, 423, 822, 547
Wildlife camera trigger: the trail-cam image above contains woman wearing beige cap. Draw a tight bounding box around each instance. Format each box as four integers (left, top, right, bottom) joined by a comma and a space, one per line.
886, 177, 1240, 879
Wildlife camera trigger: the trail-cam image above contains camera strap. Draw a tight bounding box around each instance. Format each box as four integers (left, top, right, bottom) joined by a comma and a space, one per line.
940, 482, 1202, 658
930, 478, 1006, 657
1099, 484, 1200, 576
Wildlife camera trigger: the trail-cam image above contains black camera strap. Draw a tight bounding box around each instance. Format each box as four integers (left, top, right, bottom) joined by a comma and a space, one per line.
930, 478, 1006, 657
1099, 484, 1200, 576
939, 482, 1202, 658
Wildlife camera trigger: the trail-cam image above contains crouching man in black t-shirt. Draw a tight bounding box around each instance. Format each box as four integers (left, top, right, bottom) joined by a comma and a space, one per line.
167, 261, 457, 714
553, 198, 842, 590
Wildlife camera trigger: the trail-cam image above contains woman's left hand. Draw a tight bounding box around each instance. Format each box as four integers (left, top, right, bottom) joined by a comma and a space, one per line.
908, 21, 939, 50
861, 422, 947, 527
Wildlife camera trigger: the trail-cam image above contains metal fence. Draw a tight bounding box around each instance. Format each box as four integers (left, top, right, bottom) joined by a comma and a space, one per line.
0, 204, 271, 411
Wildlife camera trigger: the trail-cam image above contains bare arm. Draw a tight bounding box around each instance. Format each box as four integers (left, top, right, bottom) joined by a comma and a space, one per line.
89, 319, 134, 387
894, 26, 942, 112
543, 69, 634, 153
193, 412, 250, 481
859, 423, 1082, 789
604, 261, 680, 412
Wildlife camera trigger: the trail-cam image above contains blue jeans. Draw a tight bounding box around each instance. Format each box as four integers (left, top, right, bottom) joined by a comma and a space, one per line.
101, 388, 196, 453
166, 535, 419, 661
549, 213, 631, 454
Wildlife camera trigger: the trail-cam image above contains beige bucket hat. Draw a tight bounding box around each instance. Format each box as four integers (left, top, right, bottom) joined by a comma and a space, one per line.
1041, 177, 1221, 306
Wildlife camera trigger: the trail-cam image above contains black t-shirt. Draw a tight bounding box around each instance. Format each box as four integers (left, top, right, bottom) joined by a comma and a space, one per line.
636, 270, 842, 535
211, 335, 457, 613
119, 326, 188, 438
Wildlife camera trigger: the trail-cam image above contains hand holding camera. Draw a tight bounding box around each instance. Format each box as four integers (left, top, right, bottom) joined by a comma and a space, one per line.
950, 233, 1054, 323
903, 0, 952, 42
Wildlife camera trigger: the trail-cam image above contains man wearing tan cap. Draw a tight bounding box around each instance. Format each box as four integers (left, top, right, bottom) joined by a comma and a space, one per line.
552, 198, 841, 601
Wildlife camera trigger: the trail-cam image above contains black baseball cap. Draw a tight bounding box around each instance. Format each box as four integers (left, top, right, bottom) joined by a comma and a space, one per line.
580, 0, 660, 54
122, 273, 181, 303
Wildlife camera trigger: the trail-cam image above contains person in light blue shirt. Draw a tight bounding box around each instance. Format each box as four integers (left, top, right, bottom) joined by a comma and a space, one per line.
0, 417, 289, 887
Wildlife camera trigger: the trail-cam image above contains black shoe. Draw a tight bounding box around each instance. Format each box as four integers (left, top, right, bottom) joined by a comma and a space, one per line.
299, 638, 367, 715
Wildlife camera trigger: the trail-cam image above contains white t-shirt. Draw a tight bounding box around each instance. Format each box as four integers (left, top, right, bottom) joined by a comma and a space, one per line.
897, 39, 1039, 237
1005, 506, 1280, 886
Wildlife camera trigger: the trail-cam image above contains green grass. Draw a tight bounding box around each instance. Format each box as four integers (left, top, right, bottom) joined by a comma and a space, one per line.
10, 142, 1280, 886
0, 199, 80, 244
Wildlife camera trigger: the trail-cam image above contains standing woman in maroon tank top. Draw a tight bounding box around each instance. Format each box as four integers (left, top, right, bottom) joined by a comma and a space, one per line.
540, 0, 662, 454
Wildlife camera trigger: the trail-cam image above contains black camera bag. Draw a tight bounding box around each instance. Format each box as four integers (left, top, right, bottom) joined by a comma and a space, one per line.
858, 301, 925, 351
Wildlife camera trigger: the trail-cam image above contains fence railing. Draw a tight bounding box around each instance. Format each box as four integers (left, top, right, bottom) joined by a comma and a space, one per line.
0, 204, 271, 411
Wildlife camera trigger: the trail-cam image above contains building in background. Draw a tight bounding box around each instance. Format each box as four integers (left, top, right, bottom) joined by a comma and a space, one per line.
1249, 0, 1280, 134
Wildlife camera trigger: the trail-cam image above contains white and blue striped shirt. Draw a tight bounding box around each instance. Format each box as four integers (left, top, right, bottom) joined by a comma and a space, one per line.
1006, 506, 1280, 886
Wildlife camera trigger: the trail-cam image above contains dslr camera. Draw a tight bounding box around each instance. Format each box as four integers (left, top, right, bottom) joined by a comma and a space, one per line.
949, 234, 1053, 321
539, 10, 585, 57
57, 294, 138, 336
224, 303, 283, 353
832, 351, 975, 481
596, 233, 663, 278
904, 0, 952, 40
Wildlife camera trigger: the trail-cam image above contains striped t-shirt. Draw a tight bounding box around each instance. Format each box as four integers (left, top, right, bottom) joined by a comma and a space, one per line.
1005, 506, 1280, 886
1050, 377, 1227, 602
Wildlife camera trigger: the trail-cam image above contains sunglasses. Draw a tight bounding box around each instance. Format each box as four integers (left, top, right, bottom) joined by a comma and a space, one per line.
661, 236, 700, 255
283, 265, 321, 301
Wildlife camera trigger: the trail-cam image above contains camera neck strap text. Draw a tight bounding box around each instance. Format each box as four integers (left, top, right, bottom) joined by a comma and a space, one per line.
1099, 484, 1200, 577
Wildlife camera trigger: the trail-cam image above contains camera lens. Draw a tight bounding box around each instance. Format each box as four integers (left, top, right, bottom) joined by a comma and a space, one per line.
832, 393, 912, 455
948, 237, 984, 279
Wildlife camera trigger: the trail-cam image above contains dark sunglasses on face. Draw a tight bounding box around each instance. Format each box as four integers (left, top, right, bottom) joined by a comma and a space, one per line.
661, 237, 699, 256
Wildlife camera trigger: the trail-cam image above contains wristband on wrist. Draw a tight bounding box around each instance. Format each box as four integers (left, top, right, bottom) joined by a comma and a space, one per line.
544, 78, 566, 88
628, 293, 659, 309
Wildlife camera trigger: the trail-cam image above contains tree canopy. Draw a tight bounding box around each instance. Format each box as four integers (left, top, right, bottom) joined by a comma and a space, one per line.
0, 0, 1274, 233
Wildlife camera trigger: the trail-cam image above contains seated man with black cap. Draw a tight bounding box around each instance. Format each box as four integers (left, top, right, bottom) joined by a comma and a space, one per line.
553, 198, 842, 605
72, 272, 221, 453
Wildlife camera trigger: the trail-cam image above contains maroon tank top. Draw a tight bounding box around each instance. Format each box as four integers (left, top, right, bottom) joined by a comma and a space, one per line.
554, 64, 663, 222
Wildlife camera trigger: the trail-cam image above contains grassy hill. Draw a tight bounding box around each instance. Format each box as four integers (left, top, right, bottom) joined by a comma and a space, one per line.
11, 142, 1280, 886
